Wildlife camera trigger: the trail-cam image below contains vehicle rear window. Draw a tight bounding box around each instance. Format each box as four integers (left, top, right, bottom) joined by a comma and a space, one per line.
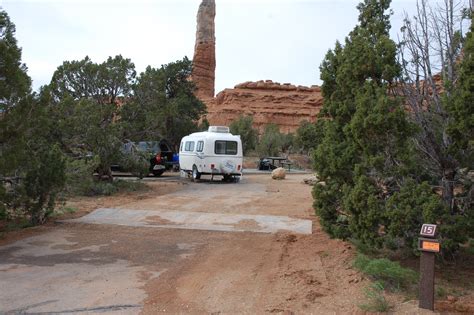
184, 141, 195, 152
215, 141, 238, 155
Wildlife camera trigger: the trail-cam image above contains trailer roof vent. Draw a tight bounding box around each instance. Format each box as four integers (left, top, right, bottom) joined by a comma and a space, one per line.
208, 126, 230, 133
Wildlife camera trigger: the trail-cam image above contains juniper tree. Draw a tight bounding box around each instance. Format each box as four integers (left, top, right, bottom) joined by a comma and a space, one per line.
0, 9, 31, 112
313, 0, 473, 256
229, 115, 258, 154
313, 0, 416, 247
120, 57, 206, 148
49, 55, 136, 179
396, 0, 473, 253
0, 9, 66, 224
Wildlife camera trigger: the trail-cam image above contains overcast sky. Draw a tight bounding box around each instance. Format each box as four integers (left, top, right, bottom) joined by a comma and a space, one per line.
1, 0, 462, 94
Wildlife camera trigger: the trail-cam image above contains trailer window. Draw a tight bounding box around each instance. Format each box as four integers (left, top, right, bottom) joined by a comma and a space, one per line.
196, 141, 204, 152
215, 141, 238, 155
184, 141, 195, 152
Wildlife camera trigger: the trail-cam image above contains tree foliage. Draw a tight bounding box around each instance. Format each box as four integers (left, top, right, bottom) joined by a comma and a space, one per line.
396, 0, 473, 252
0, 9, 31, 112
120, 57, 206, 148
295, 120, 323, 153
0, 10, 205, 226
1, 10, 66, 224
256, 124, 285, 157
50, 55, 136, 104
398, 0, 472, 211
48, 55, 136, 179
229, 115, 258, 154
448, 20, 474, 166
312, 0, 473, 256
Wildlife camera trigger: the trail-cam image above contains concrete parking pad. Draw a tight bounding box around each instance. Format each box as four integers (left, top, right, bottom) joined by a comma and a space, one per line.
0, 225, 204, 314
64, 208, 312, 234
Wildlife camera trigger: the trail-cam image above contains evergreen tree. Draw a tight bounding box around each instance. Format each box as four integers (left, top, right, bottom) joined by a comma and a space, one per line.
0, 9, 66, 224
314, 0, 473, 256
295, 120, 321, 154
256, 124, 284, 157
229, 115, 258, 154
0, 9, 31, 112
448, 22, 474, 167
313, 0, 415, 248
120, 57, 206, 148
49, 55, 136, 179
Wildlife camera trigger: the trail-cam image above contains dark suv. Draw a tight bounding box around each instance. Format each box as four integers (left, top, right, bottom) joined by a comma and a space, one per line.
116, 140, 177, 177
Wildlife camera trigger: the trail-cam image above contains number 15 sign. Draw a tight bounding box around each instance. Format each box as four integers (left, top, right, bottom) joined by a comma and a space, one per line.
420, 224, 437, 238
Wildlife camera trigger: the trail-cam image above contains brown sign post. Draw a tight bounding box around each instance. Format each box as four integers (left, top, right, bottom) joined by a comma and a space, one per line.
418, 224, 439, 311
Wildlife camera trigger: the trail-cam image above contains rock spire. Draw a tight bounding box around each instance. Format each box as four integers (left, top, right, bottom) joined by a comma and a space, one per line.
192, 0, 216, 99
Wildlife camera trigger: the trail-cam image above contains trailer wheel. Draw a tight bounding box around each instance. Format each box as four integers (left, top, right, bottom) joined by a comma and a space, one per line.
192, 165, 201, 181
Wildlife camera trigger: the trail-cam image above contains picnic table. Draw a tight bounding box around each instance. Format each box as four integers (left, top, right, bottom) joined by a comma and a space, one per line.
263, 156, 294, 171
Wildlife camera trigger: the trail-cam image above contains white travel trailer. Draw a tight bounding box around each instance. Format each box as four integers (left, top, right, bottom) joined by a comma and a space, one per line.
179, 126, 243, 181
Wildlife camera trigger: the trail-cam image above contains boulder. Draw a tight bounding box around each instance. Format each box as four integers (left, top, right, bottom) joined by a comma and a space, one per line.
303, 174, 319, 186
272, 167, 286, 180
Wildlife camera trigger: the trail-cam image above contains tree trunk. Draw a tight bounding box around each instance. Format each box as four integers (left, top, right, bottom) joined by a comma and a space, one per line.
98, 165, 113, 182
442, 169, 455, 214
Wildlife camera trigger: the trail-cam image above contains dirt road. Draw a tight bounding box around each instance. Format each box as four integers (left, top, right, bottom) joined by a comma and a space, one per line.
0, 174, 369, 314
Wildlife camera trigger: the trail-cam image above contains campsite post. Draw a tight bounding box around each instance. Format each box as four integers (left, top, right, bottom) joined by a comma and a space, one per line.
418, 224, 439, 311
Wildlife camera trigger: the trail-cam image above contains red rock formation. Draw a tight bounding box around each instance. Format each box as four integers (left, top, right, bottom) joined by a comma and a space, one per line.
192, 0, 216, 100
191, 1, 323, 133
204, 80, 323, 133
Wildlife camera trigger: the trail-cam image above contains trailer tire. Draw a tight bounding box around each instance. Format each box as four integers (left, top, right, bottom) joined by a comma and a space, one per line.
192, 165, 201, 181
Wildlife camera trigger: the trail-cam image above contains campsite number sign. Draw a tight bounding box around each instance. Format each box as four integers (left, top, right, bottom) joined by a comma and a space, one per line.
420, 224, 437, 238
418, 223, 439, 311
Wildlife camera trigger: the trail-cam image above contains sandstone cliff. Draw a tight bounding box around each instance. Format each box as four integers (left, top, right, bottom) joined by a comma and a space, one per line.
204, 80, 323, 133
192, 0, 216, 100
191, 0, 323, 133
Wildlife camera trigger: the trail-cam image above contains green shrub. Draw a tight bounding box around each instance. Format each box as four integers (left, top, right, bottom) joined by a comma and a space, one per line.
435, 285, 448, 298
256, 124, 284, 157
359, 281, 391, 312
65, 154, 147, 196
119, 149, 150, 179
113, 180, 147, 192
229, 115, 258, 154
386, 180, 470, 256
350, 238, 380, 256
64, 157, 100, 196
353, 254, 417, 291
80, 179, 146, 197
1, 146, 67, 225
295, 120, 324, 153
0, 185, 7, 221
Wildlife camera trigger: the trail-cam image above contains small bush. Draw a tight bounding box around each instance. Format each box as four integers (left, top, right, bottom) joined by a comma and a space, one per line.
64, 157, 100, 196
256, 124, 284, 157
436, 285, 448, 298
353, 254, 418, 291
88, 182, 118, 196
229, 115, 258, 154
64, 156, 148, 196
82, 179, 147, 197
119, 149, 150, 178
350, 238, 380, 256
359, 281, 391, 312
113, 179, 147, 192
49, 206, 77, 218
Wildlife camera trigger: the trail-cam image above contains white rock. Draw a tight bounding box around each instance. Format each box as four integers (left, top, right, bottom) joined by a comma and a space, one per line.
272, 167, 286, 180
